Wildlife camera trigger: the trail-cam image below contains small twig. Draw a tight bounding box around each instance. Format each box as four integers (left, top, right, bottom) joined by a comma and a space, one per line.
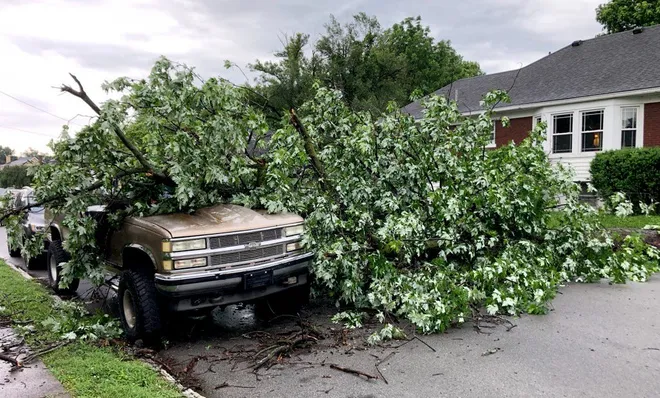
376, 351, 396, 367
329, 364, 378, 380
22, 341, 69, 364
215, 382, 255, 390
374, 352, 396, 385
413, 336, 436, 352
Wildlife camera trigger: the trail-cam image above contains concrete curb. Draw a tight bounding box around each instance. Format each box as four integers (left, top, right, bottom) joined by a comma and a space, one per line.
3, 258, 207, 398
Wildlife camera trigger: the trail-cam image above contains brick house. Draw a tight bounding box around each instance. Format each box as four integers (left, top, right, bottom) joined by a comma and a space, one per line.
402, 25, 660, 182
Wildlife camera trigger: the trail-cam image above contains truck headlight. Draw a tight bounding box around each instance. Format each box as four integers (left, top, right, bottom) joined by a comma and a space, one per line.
284, 225, 304, 237
171, 239, 206, 252
30, 224, 45, 233
174, 257, 207, 269
286, 242, 303, 252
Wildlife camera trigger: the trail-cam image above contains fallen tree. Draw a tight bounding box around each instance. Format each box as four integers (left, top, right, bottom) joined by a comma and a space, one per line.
1, 58, 658, 333
248, 85, 660, 332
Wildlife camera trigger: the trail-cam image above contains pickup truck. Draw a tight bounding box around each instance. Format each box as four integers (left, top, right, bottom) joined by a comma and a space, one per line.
46, 204, 312, 340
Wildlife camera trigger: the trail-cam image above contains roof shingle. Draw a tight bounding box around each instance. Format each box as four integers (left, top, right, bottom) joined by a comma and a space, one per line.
403, 25, 660, 117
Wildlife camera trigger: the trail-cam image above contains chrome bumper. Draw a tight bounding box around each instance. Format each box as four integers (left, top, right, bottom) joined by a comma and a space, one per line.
154, 252, 313, 312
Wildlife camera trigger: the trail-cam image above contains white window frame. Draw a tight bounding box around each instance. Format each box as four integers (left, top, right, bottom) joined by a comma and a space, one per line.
534, 115, 542, 127
621, 107, 638, 148
580, 109, 604, 152
487, 122, 496, 148
552, 113, 573, 154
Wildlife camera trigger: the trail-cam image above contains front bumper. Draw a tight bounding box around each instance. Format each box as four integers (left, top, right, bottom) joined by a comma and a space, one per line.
154, 252, 312, 312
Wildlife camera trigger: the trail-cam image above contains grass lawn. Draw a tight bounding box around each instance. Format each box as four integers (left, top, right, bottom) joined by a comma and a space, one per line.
596, 214, 660, 229
0, 261, 182, 398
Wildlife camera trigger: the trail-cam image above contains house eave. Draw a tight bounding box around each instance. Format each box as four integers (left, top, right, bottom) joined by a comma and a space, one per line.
460, 86, 660, 116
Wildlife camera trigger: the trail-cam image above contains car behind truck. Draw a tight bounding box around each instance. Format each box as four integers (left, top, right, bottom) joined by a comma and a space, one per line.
46, 204, 311, 340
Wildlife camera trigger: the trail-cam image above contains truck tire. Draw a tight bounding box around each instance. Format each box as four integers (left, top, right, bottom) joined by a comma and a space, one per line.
8, 242, 21, 257
118, 269, 162, 342
47, 240, 80, 295
9, 246, 21, 257
256, 283, 310, 317
26, 253, 45, 270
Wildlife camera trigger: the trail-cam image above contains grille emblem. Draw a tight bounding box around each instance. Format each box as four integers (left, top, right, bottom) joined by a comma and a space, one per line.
245, 241, 261, 249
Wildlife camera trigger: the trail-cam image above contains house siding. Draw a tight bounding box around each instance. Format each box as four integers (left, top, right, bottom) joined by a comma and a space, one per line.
644, 102, 660, 147
495, 117, 533, 147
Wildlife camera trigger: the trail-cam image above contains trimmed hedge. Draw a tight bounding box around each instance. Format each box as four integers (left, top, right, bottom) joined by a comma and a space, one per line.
590, 147, 660, 209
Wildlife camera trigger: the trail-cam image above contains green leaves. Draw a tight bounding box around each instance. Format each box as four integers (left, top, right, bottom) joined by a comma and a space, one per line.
596, 0, 660, 33
251, 86, 659, 334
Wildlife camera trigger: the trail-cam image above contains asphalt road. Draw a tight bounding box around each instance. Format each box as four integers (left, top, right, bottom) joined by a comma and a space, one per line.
160, 281, 660, 398
1, 229, 659, 397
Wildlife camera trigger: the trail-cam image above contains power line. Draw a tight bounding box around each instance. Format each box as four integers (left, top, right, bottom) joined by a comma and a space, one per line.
0, 89, 84, 126
0, 125, 59, 138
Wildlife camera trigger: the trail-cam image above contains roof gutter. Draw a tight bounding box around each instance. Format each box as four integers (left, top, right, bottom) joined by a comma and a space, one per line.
460, 86, 660, 116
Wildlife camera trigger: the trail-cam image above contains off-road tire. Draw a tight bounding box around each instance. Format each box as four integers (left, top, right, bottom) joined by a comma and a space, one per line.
47, 240, 80, 295
26, 253, 44, 270
256, 283, 310, 317
118, 269, 162, 343
8, 243, 21, 257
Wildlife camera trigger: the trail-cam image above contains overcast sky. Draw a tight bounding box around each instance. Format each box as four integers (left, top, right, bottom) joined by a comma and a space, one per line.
0, 0, 605, 154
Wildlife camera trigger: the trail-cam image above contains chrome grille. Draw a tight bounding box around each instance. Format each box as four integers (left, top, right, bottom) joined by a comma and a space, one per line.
209, 229, 282, 249
210, 245, 284, 266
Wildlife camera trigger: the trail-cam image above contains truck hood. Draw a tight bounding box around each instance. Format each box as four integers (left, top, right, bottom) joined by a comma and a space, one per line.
137, 204, 303, 238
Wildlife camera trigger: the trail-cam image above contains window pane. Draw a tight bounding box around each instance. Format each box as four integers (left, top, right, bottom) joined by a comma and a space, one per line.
553, 135, 572, 153
582, 110, 603, 131
622, 108, 637, 129
554, 114, 572, 134
621, 130, 636, 148
582, 132, 603, 152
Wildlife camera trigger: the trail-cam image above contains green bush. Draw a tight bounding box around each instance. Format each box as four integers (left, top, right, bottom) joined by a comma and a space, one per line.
590, 147, 660, 210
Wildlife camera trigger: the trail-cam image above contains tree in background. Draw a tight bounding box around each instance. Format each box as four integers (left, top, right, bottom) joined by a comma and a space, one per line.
248, 33, 322, 123
378, 17, 483, 106
0, 166, 33, 188
0, 146, 14, 164
22, 147, 49, 159
596, 0, 660, 33
250, 13, 482, 116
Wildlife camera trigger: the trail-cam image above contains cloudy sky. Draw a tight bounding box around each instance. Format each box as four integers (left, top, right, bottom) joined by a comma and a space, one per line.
0, 0, 605, 154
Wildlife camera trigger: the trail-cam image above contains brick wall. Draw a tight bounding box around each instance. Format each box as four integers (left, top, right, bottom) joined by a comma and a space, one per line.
644, 102, 660, 147
495, 117, 533, 147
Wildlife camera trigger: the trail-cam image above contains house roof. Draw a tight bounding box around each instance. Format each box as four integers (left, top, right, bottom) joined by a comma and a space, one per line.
0, 157, 39, 168
403, 25, 660, 117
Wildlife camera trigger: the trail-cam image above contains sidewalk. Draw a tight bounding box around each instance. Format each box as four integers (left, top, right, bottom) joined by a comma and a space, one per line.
0, 326, 69, 398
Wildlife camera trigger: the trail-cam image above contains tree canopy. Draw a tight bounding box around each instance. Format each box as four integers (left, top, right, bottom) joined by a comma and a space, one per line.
596, 0, 660, 33
249, 14, 483, 118
0, 165, 32, 188
0, 146, 14, 164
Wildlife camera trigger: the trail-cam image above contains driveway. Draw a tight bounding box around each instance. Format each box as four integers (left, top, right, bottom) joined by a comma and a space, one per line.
1, 229, 659, 397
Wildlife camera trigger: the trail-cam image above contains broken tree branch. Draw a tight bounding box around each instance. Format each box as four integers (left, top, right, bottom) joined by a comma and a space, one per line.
0, 167, 148, 223
329, 364, 378, 380
289, 108, 329, 191
59, 74, 175, 187
0, 352, 21, 369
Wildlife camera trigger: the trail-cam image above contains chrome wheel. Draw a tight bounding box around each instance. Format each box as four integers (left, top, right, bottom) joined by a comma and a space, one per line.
48, 254, 58, 282
122, 290, 137, 330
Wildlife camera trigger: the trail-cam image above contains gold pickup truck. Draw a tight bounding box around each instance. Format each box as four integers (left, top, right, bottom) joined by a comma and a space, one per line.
46, 204, 312, 340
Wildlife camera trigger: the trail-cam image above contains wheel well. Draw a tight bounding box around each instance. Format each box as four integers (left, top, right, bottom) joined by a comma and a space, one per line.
49, 226, 62, 242
122, 247, 156, 271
